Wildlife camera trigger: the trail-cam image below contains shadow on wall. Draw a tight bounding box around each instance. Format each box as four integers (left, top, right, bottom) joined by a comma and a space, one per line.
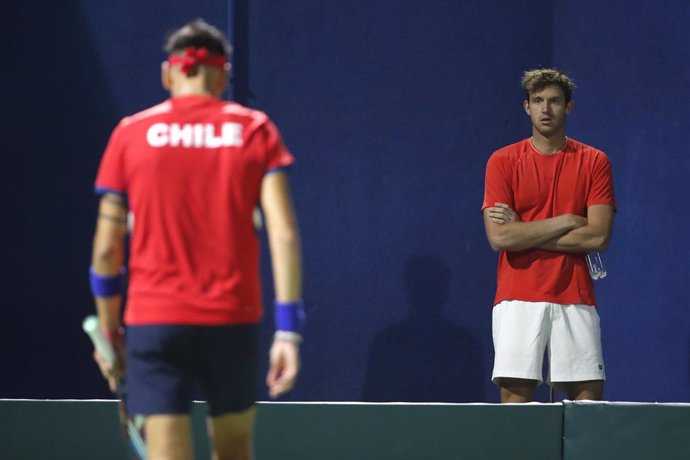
361, 255, 485, 402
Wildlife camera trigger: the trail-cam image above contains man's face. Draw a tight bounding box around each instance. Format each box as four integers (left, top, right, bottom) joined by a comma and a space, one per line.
523, 84, 573, 137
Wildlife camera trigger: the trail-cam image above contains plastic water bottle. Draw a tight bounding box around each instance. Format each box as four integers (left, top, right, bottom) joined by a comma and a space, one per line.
586, 252, 607, 280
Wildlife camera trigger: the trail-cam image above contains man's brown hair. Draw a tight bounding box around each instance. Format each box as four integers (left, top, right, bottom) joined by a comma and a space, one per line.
521, 68, 575, 103
165, 19, 232, 57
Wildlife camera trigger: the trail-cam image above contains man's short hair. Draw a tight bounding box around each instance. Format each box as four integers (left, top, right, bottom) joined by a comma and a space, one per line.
165, 19, 232, 57
521, 68, 575, 103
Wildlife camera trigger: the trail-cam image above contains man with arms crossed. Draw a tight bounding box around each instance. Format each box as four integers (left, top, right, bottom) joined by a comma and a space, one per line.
89, 20, 303, 459
482, 69, 615, 403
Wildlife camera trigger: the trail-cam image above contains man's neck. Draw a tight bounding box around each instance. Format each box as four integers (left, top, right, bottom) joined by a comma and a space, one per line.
530, 131, 567, 155
170, 84, 217, 98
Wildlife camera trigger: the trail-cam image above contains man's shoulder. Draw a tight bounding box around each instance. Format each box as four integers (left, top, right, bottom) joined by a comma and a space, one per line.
119, 100, 273, 128
120, 101, 173, 128
220, 101, 267, 119
566, 138, 608, 158
219, 102, 277, 133
490, 138, 530, 161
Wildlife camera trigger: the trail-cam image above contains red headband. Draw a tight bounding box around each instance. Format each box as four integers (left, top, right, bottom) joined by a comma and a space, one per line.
168, 47, 227, 75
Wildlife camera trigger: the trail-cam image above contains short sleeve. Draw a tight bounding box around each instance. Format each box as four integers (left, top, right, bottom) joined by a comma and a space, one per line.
262, 119, 295, 174
94, 122, 127, 197
587, 151, 616, 210
482, 152, 514, 212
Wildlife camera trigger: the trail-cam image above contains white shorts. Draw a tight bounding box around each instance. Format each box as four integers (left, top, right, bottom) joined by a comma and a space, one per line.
492, 300, 605, 385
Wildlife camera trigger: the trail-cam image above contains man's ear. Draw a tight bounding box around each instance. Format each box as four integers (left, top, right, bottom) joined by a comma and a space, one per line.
161, 61, 171, 91
215, 64, 231, 94
566, 99, 574, 115
523, 99, 531, 116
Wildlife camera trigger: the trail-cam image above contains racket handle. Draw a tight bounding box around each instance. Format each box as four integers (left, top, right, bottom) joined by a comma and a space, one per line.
82, 315, 116, 364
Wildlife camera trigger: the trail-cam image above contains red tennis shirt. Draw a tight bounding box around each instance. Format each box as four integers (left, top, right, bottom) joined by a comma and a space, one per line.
95, 95, 294, 325
482, 138, 615, 307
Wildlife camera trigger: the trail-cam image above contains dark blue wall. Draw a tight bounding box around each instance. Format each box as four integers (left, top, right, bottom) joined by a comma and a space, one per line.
249, 0, 554, 403
0, 0, 228, 399
553, 0, 690, 402
251, 0, 690, 403
2, 0, 689, 403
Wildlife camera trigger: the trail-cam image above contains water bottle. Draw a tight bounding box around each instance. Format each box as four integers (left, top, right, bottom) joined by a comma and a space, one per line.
586, 252, 607, 280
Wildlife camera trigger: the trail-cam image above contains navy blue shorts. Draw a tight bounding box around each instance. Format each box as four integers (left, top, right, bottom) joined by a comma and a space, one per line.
125, 324, 259, 417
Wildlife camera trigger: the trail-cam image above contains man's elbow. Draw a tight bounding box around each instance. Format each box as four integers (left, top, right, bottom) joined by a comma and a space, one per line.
488, 240, 503, 252
487, 233, 511, 252
589, 234, 611, 252
270, 225, 300, 248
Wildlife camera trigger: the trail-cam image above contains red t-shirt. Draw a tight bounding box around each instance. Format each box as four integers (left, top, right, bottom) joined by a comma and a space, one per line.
95, 95, 294, 325
482, 138, 615, 306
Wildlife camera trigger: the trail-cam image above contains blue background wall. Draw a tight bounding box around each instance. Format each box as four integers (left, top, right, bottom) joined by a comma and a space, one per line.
2, 0, 689, 403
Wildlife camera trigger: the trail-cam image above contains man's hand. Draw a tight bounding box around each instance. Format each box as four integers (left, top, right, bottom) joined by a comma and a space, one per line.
266, 339, 300, 398
92, 336, 125, 393
486, 202, 520, 225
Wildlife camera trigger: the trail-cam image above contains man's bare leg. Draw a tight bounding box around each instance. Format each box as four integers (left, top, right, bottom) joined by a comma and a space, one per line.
146, 414, 193, 460
557, 380, 604, 401
497, 378, 538, 403
208, 405, 256, 460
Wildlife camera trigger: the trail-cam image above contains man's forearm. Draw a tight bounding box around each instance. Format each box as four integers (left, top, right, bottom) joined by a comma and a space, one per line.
488, 214, 584, 252
95, 296, 123, 333
261, 172, 302, 302
539, 224, 610, 253
91, 193, 127, 332
268, 229, 302, 301
91, 249, 125, 333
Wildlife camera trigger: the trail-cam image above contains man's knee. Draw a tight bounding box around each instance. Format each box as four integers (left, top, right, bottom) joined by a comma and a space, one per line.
145, 415, 193, 460
560, 380, 604, 400
497, 378, 538, 403
209, 407, 256, 460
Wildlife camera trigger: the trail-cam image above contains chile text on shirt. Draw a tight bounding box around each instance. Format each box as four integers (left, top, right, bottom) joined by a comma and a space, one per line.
146, 122, 243, 148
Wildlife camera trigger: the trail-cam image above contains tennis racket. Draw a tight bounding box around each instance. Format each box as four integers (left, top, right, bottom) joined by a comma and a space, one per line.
82, 315, 147, 459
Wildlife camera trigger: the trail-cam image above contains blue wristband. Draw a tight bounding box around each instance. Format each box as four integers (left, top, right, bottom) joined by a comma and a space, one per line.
89, 266, 126, 297
275, 299, 306, 334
